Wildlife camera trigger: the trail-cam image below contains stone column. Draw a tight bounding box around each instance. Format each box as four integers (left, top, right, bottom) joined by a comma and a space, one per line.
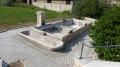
36, 11, 46, 27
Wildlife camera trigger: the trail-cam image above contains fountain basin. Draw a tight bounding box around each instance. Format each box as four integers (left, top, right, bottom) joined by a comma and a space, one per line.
19, 18, 92, 51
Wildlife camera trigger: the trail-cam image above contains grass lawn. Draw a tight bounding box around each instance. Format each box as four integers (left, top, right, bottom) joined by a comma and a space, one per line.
0, 6, 71, 30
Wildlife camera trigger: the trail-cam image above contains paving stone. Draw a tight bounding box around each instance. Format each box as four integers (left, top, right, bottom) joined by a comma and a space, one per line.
0, 26, 93, 67
0, 26, 74, 67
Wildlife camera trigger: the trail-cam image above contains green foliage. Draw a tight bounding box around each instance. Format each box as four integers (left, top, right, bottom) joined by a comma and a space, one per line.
0, 0, 1, 5
15, 0, 22, 3
0, 0, 25, 6
72, 0, 106, 19
89, 5, 120, 62
61, 11, 73, 18
22, 0, 27, 3
11, 0, 28, 7
0, 0, 12, 6
11, 3, 37, 9
12, 0, 26, 3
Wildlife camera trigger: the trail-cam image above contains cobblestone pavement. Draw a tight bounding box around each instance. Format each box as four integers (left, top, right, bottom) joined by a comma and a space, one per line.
0, 26, 92, 67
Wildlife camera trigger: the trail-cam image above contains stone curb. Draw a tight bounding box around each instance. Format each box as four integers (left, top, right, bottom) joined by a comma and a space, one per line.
18, 32, 64, 52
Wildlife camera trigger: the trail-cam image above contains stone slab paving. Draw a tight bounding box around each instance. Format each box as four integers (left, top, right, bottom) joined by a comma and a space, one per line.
0, 59, 2, 67
0, 26, 93, 67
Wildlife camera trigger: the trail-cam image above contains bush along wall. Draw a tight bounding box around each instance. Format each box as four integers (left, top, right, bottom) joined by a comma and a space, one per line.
0, 0, 26, 6
0, 0, 12, 6
89, 5, 120, 62
0, 0, 1, 6
72, 0, 106, 19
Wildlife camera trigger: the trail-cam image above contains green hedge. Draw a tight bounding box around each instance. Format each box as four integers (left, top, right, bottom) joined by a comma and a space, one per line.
72, 0, 106, 19
12, 0, 26, 3
89, 5, 120, 62
0, 0, 1, 6
0, 0, 12, 6
0, 0, 26, 6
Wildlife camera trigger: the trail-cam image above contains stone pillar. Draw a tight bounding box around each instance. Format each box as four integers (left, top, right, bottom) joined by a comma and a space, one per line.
36, 11, 46, 27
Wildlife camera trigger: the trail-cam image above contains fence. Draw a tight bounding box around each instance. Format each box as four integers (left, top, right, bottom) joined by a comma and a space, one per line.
79, 43, 120, 59
32, 2, 73, 12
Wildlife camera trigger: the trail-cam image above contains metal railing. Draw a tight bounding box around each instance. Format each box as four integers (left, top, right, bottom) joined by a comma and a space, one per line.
79, 43, 120, 59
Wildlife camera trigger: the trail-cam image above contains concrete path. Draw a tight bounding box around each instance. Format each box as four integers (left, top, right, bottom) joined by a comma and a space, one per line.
0, 26, 93, 67
84, 60, 120, 67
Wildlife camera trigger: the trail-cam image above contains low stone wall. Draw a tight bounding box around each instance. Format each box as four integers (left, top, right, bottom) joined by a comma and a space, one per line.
32, 2, 72, 12
63, 22, 92, 43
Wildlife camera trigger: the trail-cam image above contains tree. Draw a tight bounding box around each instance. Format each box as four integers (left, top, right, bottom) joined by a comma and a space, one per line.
0, 0, 12, 6
0, 0, 25, 6
12, 0, 27, 4
72, 0, 106, 19
89, 5, 120, 62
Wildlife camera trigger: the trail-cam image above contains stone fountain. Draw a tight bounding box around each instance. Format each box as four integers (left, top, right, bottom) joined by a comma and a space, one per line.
18, 11, 95, 51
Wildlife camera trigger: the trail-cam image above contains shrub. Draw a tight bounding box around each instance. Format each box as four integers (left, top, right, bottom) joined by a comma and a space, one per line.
89, 5, 120, 62
0, 0, 26, 6
11, 3, 38, 9
15, 0, 22, 3
12, 0, 26, 3
0, 0, 1, 5
22, 0, 27, 3
72, 0, 106, 19
62, 11, 73, 17
11, 0, 28, 7
0, 0, 12, 6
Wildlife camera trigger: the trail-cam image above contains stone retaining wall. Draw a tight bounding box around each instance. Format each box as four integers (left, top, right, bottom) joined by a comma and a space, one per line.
32, 2, 72, 12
